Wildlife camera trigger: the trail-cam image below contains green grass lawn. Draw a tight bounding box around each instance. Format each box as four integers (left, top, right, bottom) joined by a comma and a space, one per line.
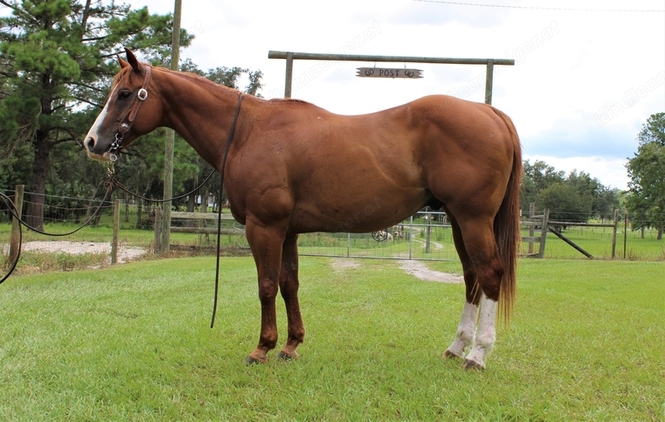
1, 257, 663, 420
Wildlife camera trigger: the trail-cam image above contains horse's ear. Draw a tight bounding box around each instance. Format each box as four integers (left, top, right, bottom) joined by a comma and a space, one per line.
124, 47, 142, 73
118, 53, 129, 69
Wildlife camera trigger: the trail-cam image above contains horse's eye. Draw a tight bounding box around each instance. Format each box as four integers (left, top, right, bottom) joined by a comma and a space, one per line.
118, 90, 132, 100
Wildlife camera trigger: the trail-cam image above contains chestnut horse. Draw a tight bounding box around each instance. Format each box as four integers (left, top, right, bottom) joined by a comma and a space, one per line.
84, 49, 521, 369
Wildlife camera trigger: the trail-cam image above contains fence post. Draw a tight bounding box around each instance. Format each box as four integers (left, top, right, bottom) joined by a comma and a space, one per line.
111, 199, 120, 264
9, 185, 24, 265
623, 209, 628, 260
425, 213, 431, 254
537, 209, 549, 258
409, 215, 413, 260
154, 208, 163, 254
528, 203, 535, 255
611, 209, 619, 259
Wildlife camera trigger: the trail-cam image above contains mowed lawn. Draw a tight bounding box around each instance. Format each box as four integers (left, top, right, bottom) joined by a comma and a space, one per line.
1, 257, 663, 421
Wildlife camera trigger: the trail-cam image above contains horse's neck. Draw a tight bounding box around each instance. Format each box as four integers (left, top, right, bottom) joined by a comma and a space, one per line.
157, 68, 243, 169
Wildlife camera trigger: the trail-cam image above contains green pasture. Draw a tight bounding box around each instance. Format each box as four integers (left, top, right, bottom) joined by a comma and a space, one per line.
1, 257, 663, 421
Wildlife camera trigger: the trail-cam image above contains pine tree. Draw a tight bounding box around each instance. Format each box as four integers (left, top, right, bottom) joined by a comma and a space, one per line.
0, 0, 192, 229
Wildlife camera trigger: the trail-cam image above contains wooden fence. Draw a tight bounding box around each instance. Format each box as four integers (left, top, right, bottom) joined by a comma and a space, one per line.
521, 207, 621, 259
153, 210, 244, 254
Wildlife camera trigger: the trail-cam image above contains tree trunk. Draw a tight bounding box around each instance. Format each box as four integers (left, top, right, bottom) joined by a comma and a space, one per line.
658, 228, 663, 240
185, 181, 197, 228
124, 192, 130, 223
186, 190, 196, 213
201, 186, 209, 213
24, 130, 51, 231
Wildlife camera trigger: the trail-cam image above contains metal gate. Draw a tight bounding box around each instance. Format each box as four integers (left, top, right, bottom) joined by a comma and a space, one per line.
298, 210, 457, 261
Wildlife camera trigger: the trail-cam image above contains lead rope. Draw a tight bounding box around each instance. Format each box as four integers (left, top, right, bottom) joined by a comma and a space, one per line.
0, 175, 115, 284
211, 93, 243, 328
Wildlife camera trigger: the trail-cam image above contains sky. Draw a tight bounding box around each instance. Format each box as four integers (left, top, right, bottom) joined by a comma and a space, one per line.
9, 0, 665, 189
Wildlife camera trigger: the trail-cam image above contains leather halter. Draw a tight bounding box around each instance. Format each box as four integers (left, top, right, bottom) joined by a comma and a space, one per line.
108, 65, 152, 161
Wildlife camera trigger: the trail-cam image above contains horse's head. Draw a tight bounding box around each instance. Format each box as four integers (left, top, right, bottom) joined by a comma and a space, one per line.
84, 48, 161, 161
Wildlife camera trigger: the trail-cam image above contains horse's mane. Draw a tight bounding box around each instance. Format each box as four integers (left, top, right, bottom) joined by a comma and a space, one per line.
115, 64, 319, 108
171, 69, 223, 88
115, 64, 241, 94
268, 98, 314, 106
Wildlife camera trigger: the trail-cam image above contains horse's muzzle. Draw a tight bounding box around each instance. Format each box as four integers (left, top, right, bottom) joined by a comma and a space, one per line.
84, 137, 112, 161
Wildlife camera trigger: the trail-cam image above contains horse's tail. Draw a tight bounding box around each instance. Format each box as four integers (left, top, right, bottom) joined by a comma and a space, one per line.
492, 107, 522, 324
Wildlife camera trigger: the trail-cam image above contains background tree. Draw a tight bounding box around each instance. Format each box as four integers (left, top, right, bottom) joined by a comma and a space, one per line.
536, 182, 591, 223
0, 0, 192, 230
521, 160, 565, 210
626, 112, 665, 239
593, 186, 620, 222
521, 159, 619, 222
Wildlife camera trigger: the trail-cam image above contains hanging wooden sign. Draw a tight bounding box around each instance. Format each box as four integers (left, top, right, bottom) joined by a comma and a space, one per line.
356, 67, 423, 79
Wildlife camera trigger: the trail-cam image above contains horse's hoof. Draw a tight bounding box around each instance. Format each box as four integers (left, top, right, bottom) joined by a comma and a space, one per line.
277, 351, 298, 361
443, 349, 462, 360
462, 358, 485, 370
245, 355, 266, 365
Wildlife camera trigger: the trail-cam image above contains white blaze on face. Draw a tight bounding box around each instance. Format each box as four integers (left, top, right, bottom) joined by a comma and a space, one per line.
84, 86, 116, 158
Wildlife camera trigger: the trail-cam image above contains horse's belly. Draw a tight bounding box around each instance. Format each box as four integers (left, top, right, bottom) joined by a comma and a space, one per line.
290, 188, 430, 234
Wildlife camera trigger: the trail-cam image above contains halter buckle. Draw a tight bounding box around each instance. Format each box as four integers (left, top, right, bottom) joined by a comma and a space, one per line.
138, 88, 148, 101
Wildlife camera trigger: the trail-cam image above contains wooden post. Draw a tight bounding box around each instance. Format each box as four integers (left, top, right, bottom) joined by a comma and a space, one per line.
528, 203, 535, 255
537, 209, 549, 258
611, 209, 619, 259
111, 199, 120, 264
284, 52, 294, 98
268, 51, 514, 103
9, 185, 24, 265
548, 226, 594, 259
484, 59, 494, 104
154, 208, 163, 254
623, 209, 628, 259
161, 0, 182, 254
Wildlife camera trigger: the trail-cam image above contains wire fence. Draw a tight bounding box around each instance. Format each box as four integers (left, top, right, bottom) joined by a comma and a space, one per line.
2, 187, 665, 267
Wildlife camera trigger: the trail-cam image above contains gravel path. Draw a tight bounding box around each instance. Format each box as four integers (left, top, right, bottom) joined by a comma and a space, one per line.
18, 241, 146, 263
330, 258, 463, 283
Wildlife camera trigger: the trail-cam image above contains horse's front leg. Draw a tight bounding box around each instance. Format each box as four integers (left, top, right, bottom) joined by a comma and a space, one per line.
245, 220, 286, 364
277, 234, 305, 360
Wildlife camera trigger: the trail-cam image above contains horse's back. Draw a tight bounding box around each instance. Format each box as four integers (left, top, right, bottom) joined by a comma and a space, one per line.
231, 94, 519, 232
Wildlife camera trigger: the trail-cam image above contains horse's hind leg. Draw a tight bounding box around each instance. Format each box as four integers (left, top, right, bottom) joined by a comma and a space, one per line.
277, 234, 305, 360
446, 216, 504, 370
443, 217, 480, 360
